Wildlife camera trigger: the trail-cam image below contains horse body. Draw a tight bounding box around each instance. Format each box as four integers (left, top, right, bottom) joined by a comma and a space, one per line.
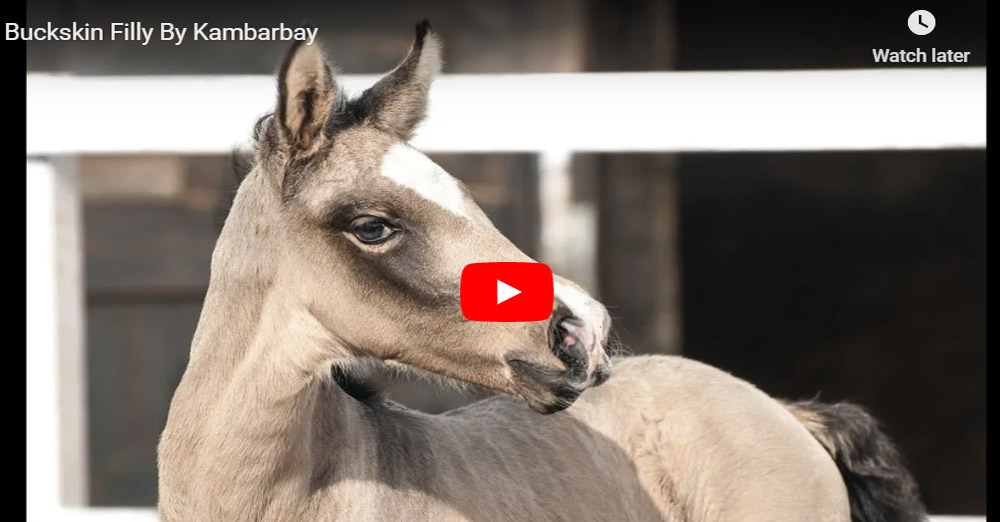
158, 21, 924, 522
162, 317, 847, 522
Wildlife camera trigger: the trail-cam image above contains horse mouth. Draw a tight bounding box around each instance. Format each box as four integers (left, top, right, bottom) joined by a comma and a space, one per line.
506, 315, 613, 414
507, 359, 587, 413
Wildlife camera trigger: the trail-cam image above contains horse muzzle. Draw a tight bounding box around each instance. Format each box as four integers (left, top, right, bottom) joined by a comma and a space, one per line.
507, 294, 613, 414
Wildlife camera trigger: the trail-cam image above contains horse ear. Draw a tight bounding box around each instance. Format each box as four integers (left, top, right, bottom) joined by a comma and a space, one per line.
276, 35, 338, 156
355, 20, 442, 141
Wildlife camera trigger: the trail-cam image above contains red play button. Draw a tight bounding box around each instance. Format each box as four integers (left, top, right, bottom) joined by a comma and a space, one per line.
461, 262, 554, 322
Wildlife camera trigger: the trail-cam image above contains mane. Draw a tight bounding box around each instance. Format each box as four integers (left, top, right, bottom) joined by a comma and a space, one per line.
243, 80, 373, 166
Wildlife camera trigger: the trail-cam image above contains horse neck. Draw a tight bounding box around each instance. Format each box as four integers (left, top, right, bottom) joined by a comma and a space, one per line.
159, 173, 369, 518
184, 169, 349, 378
177, 171, 307, 394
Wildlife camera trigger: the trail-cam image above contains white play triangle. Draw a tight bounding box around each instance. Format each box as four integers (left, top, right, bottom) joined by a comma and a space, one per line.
496, 280, 521, 305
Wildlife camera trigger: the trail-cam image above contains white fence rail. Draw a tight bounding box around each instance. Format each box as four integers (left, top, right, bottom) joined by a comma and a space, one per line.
27, 68, 985, 155
25, 68, 986, 521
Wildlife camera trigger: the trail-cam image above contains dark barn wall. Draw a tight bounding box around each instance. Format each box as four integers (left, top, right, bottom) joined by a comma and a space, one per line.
585, 0, 682, 356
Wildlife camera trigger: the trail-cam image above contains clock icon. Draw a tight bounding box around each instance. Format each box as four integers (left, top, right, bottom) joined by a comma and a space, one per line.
908, 10, 936, 35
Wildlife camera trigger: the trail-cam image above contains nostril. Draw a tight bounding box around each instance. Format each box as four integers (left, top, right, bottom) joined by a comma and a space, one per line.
553, 316, 584, 348
551, 317, 588, 377
556, 319, 578, 347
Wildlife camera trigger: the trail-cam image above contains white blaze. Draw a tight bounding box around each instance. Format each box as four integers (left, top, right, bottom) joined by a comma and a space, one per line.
380, 144, 469, 218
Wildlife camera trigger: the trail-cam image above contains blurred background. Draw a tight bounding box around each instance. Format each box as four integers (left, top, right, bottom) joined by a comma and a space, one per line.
27, 0, 986, 517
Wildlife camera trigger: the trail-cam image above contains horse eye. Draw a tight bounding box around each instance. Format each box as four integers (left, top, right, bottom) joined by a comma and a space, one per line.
350, 216, 397, 244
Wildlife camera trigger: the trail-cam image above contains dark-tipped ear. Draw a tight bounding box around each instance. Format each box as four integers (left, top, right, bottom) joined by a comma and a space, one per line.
276, 36, 338, 156
354, 20, 442, 141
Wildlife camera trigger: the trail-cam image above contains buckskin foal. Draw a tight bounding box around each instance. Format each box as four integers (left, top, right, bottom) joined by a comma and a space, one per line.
158, 21, 926, 522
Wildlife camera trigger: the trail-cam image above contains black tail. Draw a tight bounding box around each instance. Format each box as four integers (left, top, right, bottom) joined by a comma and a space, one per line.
784, 400, 927, 522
